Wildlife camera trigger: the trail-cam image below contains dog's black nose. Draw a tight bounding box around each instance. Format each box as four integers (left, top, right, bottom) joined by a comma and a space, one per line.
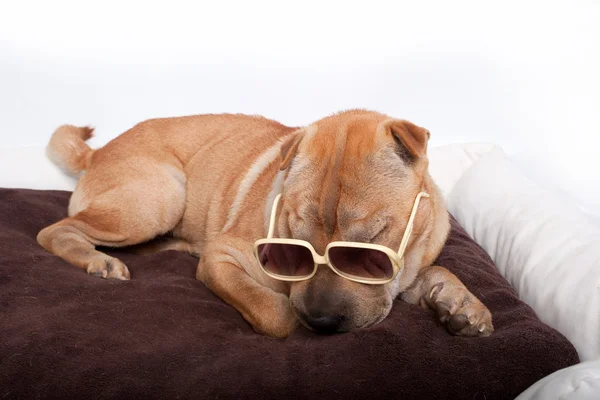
304, 314, 343, 334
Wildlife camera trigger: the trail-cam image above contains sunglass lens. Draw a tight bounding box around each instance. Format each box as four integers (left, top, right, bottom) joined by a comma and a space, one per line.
328, 247, 394, 280
256, 243, 314, 278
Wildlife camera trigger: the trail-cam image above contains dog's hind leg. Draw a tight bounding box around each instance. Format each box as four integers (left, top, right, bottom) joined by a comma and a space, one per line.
37, 162, 187, 280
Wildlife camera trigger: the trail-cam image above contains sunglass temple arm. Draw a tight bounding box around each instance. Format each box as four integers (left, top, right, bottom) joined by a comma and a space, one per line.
267, 194, 283, 239
397, 192, 430, 256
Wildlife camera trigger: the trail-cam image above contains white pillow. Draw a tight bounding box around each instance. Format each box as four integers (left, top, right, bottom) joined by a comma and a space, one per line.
447, 147, 600, 361
427, 143, 499, 199
516, 360, 600, 400
510, 149, 600, 229
1, 143, 497, 196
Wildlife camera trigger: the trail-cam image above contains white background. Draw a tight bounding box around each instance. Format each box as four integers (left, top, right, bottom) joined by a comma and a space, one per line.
1, 0, 599, 210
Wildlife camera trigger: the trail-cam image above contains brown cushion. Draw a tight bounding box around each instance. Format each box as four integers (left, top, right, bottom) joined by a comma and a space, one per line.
0, 188, 578, 399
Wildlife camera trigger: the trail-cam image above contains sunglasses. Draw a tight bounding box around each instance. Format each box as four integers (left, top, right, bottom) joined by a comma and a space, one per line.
253, 191, 429, 285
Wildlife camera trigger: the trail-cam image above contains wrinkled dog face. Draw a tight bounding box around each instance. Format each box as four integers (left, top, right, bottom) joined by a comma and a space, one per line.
275, 111, 433, 333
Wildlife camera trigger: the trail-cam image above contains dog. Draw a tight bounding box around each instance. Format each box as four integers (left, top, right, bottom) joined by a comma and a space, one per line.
37, 110, 493, 338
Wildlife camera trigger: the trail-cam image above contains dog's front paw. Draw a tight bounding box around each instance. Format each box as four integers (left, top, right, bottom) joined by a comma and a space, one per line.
430, 283, 493, 337
87, 257, 130, 280
251, 293, 299, 338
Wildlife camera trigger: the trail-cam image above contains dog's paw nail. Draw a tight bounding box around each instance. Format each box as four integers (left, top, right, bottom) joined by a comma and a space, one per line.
429, 282, 444, 300
87, 258, 130, 280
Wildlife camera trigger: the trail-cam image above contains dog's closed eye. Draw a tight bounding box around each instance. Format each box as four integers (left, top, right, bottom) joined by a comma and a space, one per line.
365, 220, 390, 243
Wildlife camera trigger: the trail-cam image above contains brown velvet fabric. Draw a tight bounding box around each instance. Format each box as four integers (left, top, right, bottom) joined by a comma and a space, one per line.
0, 188, 578, 400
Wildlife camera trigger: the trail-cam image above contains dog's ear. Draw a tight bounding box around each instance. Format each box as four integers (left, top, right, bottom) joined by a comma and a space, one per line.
279, 130, 304, 170
382, 119, 430, 158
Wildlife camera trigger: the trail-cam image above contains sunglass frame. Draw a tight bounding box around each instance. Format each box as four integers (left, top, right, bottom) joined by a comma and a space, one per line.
253, 238, 404, 285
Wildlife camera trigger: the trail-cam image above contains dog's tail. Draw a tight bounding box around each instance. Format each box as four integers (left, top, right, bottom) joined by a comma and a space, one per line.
46, 125, 96, 176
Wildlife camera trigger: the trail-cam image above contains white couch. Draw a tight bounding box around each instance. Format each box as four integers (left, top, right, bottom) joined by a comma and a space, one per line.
1, 143, 599, 399
430, 144, 600, 400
